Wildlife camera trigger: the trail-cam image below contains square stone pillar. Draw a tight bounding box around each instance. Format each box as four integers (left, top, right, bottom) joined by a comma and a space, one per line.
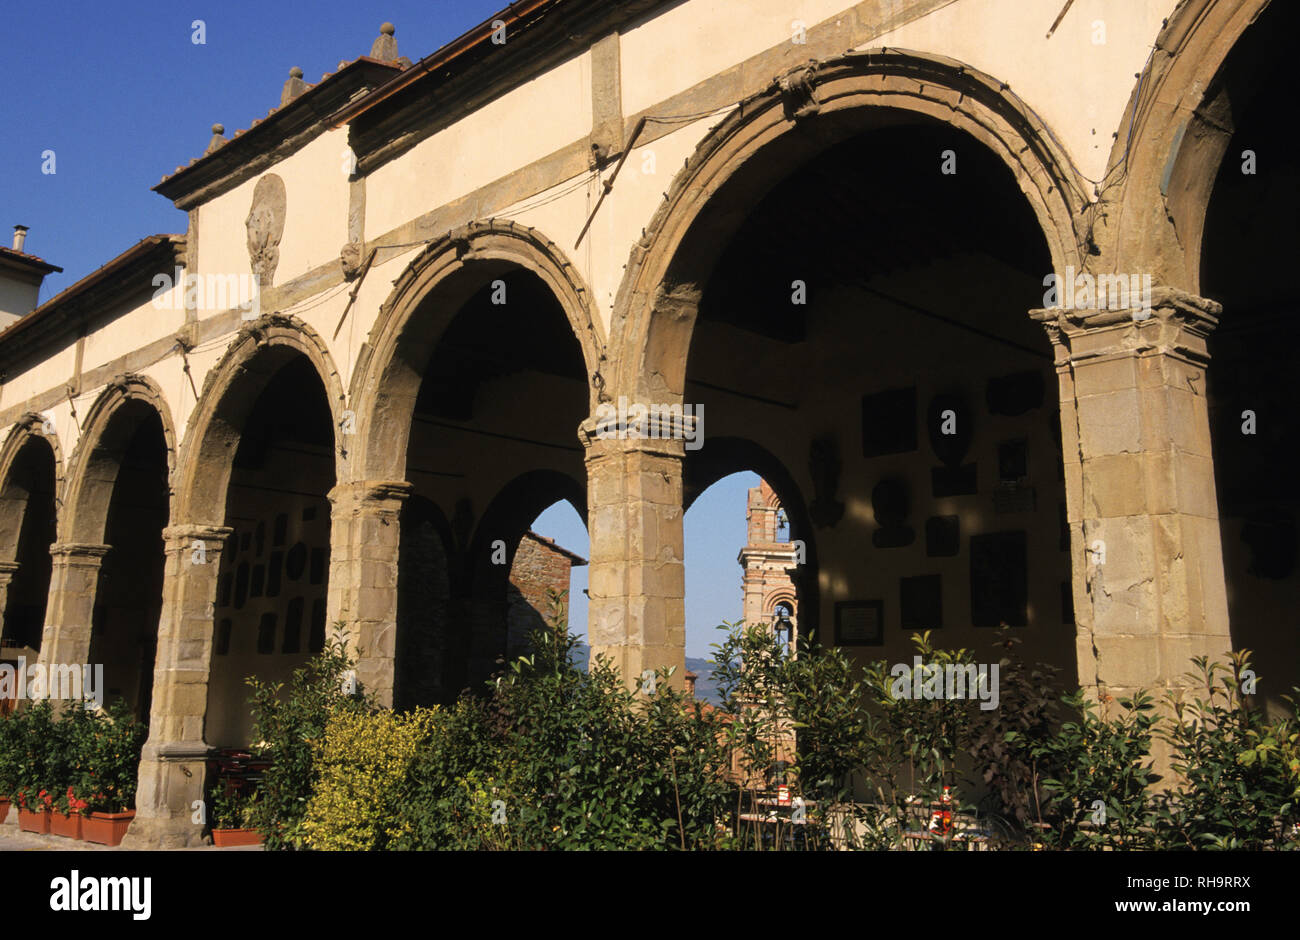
37, 543, 111, 678
327, 480, 410, 707
1032, 288, 1232, 704
0, 560, 21, 642
122, 523, 231, 849
581, 419, 686, 688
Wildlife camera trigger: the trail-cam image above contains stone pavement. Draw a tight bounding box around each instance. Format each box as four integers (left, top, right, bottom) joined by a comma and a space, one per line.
0, 819, 261, 851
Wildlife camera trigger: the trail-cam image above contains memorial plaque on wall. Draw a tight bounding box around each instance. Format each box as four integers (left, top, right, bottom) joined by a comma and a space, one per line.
900, 574, 943, 630
994, 438, 1035, 512
986, 370, 1045, 416
862, 387, 917, 457
835, 600, 884, 646
970, 530, 1028, 626
926, 515, 960, 557
932, 464, 978, 497
871, 478, 915, 548
928, 391, 977, 496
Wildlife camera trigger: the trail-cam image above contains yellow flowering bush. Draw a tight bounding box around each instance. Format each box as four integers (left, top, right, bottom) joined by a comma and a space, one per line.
301, 706, 442, 850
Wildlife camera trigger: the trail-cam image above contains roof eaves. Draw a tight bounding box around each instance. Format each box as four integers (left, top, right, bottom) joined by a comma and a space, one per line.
153, 57, 403, 207
0, 235, 184, 357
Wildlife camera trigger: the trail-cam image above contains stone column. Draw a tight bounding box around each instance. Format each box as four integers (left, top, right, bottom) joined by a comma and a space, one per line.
122, 523, 232, 849
327, 480, 410, 707
37, 543, 111, 676
1032, 287, 1232, 704
581, 418, 686, 688
0, 560, 20, 641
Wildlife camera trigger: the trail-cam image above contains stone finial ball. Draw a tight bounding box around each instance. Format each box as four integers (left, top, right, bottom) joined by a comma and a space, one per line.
381, 22, 395, 35
212, 123, 225, 135
290, 66, 303, 78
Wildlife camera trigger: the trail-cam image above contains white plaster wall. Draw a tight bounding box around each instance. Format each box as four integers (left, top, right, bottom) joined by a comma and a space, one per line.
196, 128, 351, 310
620, 0, 855, 116
501, 114, 728, 337
80, 294, 185, 376
0, 344, 77, 416
0, 0, 1190, 474
868, 0, 1175, 182
0, 280, 40, 324
320, 245, 422, 395
275, 129, 354, 281
365, 52, 593, 239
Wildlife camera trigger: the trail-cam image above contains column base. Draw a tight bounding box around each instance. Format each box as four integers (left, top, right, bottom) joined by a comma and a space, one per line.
120, 741, 211, 849
119, 814, 211, 849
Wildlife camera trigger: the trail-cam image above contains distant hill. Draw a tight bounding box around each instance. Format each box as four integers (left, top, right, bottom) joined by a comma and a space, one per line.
567, 642, 724, 705
685, 656, 723, 705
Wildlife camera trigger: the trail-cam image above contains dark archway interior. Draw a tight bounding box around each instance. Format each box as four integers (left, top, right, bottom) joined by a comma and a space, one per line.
1201, 0, 1300, 712
1, 438, 57, 652
395, 269, 588, 708
88, 403, 169, 725
682, 116, 1075, 679
207, 355, 335, 746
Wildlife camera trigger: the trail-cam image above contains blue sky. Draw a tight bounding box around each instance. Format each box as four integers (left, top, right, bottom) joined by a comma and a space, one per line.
4, 2, 510, 289
535, 471, 758, 660
3, 1, 755, 660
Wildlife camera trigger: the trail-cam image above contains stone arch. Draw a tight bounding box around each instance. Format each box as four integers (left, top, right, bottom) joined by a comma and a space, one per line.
765, 590, 797, 617
60, 374, 178, 545
0, 415, 65, 559
350, 219, 605, 482
609, 48, 1089, 403
175, 314, 346, 525
684, 436, 820, 642
767, 590, 796, 608
0, 417, 62, 652
1098, 0, 1274, 288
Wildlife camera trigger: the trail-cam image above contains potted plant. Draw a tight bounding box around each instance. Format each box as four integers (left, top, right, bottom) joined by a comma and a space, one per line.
0, 707, 17, 824
17, 790, 52, 834
79, 701, 146, 846
48, 785, 85, 840
44, 700, 100, 840
210, 787, 263, 847
7, 703, 54, 833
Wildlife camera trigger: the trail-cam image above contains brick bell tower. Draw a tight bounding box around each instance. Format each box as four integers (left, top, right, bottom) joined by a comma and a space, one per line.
739, 479, 800, 652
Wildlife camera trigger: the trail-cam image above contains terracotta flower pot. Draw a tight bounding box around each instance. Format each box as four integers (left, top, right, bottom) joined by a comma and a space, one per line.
49, 810, 83, 840
212, 828, 263, 847
0, 798, 9, 825
82, 810, 135, 846
18, 808, 50, 834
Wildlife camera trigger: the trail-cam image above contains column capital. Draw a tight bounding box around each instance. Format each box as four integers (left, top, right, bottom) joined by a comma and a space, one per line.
578, 416, 690, 459
161, 524, 233, 546
1030, 287, 1222, 367
327, 479, 413, 511
48, 542, 111, 562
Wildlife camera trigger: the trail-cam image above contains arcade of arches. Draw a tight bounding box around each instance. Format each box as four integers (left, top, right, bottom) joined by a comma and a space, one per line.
0, 0, 1294, 847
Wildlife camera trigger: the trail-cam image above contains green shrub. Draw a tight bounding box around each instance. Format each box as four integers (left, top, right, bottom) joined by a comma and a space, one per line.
246, 629, 369, 850
0, 699, 144, 814
76, 700, 147, 813
258, 607, 1300, 851
3, 701, 57, 809
301, 706, 441, 850
483, 624, 729, 850
967, 633, 1065, 833
1150, 654, 1300, 849
393, 594, 733, 851
1012, 689, 1161, 849
210, 787, 259, 830
392, 695, 522, 850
